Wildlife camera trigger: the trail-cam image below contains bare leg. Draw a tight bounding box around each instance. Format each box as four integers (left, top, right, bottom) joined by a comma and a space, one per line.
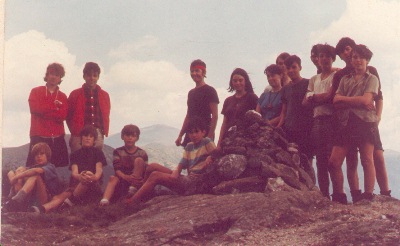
8, 167, 27, 193
126, 171, 180, 204
346, 148, 359, 192
329, 145, 348, 195
374, 149, 390, 193
143, 163, 173, 182
359, 142, 376, 194
315, 152, 330, 198
102, 175, 120, 201
42, 191, 72, 213
33, 176, 49, 205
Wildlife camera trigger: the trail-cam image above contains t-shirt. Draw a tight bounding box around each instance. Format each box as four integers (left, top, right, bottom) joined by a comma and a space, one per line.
221, 92, 258, 130
187, 84, 219, 127
306, 72, 336, 117
281, 79, 313, 131
179, 137, 216, 174
335, 71, 379, 126
34, 162, 63, 196
258, 90, 282, 120
69, 146, 107, 173
113, 146, 148, 175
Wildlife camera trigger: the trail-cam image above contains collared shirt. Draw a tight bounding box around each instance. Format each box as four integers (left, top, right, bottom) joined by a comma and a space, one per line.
335, 71, 379, 126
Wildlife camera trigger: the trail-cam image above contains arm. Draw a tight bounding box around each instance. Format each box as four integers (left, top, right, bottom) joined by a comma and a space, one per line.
43, 93, 68, 122
217, 116, 228, 148
28, 89, 59, 116
375, 99, 383, 125
333, 92, 374, 108
170, 163, 184, 179
207, 102, 218, 139
9, 167, 44, 185
255, 104, 262, 114
71, 164, 81, 181
268, 115, 281, 127
93, 162, 103, 181
277, 103, 287, 128
175, 113, 189, 146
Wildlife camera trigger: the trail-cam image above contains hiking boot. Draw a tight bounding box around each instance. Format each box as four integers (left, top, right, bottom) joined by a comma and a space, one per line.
380, 190, 391, 197
350, 189, 362, 203
331, 193, 347, 204
2, 199, 27, 212
356, 192, 374, 202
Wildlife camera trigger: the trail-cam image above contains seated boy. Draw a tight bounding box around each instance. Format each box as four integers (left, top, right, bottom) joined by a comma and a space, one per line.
100, 124, 148, 206
3, 142, 63, 212
125, 117, 216, 205
30, 125, 107, 213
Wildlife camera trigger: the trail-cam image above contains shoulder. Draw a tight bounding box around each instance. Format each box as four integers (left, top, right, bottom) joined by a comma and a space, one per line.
309, 74, 319, 82
69, 87, 84, 96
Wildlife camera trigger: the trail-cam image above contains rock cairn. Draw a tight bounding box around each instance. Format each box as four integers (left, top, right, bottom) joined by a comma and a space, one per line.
187, 110, 317, 195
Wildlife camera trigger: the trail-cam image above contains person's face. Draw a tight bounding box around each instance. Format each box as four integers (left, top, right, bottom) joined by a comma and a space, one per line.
276, 58, 287, 73
266, 71, 282, 89
231, 74, 246, 93
286, 62, 302, 80
188, 129, 206, 144
83, 71, 100, 89
339, 46, 353, 64
351, 51, 368, 71
190, 68, 205, 84
310, 52, 320, 68
34, 152, 48, 165
45, 71, 62, 86
318, 52, 334, 71
82, 134, 95, 147
122, 134, 138, 147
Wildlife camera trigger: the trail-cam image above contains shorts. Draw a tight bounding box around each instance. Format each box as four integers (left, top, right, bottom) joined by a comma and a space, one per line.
311, 115, 334, 156
333, 113, 379, 148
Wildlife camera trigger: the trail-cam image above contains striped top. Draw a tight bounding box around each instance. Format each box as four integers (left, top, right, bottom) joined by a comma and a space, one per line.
179, 137, 216, 174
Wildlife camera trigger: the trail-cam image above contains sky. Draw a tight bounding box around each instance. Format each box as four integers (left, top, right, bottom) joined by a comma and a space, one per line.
3, 0, 400, 151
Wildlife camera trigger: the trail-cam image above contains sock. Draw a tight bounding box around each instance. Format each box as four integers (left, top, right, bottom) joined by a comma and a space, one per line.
12, 190, 28, 203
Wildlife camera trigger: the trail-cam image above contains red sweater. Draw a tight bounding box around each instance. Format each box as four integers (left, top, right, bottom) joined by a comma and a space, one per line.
67, 84, 111, 136
29, 86, 68, 137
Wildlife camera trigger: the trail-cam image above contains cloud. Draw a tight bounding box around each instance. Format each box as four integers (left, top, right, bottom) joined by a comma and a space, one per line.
310, 0, 400, 151
108, 35, 161, 60
3, 30, 81, 147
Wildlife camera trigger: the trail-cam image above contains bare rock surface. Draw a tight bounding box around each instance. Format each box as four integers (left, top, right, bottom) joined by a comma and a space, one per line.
2, 191, 400, 245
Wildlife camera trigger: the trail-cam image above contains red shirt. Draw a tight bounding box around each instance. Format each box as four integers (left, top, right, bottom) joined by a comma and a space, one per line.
67, 84, 111, 136
29, 86, 68, 137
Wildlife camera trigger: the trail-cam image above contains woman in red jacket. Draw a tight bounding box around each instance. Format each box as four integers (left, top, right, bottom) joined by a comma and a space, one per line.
26, 63, 69, 167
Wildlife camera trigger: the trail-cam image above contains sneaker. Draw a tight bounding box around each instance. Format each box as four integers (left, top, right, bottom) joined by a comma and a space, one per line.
357, 192, 374, 202
350, 190, 362, 203
128, 186, 138, 195
99, 199, 110, 206
29, 206, 45, 214
380, 190, 391, 197
63, 198, 74, 207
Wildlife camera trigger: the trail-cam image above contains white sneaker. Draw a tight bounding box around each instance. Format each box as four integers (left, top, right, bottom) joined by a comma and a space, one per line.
128, 186, 138, 195
99, 198, 110, 206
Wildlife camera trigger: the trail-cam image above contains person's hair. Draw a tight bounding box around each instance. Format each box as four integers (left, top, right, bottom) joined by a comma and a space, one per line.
228, 68, 254, 94
44, 63, 65, 83
311, 44, 323, 55
276, 52, 290, 64
80, 125, 98, 141
121, 124, 140, 138
187, 116, 207, 133
83, 62, 101, 75
190, 59, 206, 69
319, 44, 336, 61
335, 37, 356, 56
264, 64, 283, 76
352, 44, 373, 61
31, 142, 52, 161
284, 55, 302, 68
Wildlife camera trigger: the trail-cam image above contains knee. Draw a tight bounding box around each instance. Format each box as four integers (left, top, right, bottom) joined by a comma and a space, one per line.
15, 166, 27, 174
109, 175, 119, 183
147, 171, 163, 183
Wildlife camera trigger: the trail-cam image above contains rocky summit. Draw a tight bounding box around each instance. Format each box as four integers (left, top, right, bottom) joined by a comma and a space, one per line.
2, 111, 400, 245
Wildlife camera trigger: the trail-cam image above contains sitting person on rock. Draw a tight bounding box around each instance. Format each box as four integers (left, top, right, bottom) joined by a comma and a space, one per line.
329, 44, 379, 204
30, 125, 107, 213
256, 64, 283, 126
217, 68, 258, 148
4, 142, 63, 212
125, 117, 216, 205
100, 124, 148, 206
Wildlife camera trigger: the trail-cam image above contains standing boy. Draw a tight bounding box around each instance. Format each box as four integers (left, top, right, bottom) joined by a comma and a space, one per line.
127, 117, 216, 205
67, 62, 111, 153
303, 44, 337, 198
175, 59, 219, 147
26, 63, 69, 167
4, 143, 63, 212
278, 55, 314, 162
100, 124, 148, 206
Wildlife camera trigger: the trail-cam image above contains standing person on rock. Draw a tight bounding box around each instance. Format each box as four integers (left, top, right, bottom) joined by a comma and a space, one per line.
303, 44, 337, 199
67, 62, 111, 153
329, 45, 379, 204
217, 68, 258, 148
175, 59, 219, 147
26, 63, 69, 168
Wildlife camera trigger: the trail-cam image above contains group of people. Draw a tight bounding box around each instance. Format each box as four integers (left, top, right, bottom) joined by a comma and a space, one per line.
3, 36, 391, 214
